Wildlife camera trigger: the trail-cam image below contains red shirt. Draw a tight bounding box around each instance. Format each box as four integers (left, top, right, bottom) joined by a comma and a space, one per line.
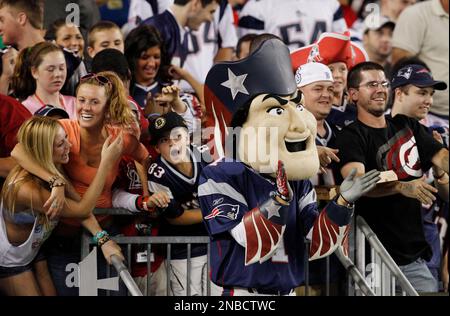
0, 94, 31, 157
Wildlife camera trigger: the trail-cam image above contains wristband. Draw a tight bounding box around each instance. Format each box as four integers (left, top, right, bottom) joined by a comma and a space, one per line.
93, 230, 109, 244
433, 171, 446, 180
97, 235, 111, 247
338, 194, 354, 208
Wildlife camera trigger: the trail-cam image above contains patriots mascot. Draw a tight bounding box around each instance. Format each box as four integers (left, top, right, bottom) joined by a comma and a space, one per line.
198, 38, 380, 296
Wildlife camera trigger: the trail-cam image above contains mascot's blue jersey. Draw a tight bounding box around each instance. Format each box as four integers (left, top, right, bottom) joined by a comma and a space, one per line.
198, 158, 319, 291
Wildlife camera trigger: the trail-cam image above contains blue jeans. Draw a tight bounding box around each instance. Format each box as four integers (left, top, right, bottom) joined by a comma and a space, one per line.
399, 258, 438, 293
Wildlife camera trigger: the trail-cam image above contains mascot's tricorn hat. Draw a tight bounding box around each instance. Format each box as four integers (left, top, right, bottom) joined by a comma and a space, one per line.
204, 38, 297, 157
290, 31, 368, 73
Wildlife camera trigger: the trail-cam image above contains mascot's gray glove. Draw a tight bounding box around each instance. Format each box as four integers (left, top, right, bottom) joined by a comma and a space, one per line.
339, 169, 380, 204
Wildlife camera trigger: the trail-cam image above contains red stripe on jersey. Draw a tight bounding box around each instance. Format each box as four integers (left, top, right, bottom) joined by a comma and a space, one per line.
253, 210, 273, 259
260, 214, 282, 245
244, 209, 259, 264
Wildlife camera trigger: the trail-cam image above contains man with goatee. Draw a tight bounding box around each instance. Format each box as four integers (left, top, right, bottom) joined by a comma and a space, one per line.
335, 61, 449, 294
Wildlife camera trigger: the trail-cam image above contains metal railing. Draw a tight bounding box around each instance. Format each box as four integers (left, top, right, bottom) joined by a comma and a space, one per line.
81, 208, 212, 296
355, 216, 419, 296
110, 255, 143, 296
79, 208, 412, 296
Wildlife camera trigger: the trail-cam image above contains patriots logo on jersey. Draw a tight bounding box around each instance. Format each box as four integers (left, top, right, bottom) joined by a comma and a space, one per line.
204, 203, 240, 220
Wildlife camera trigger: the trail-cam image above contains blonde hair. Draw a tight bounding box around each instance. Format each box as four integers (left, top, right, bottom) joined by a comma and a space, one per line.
1, 116, 67, 215
76, 71, 136, 128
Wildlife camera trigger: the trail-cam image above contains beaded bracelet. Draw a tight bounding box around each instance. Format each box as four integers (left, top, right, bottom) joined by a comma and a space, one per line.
97, 235, 111, 247
48, 175, 66, 188
93, 230, 109, 244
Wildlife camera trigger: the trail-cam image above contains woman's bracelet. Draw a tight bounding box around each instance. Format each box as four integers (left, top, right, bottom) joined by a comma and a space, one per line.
93, 230, 110, 245
48, 175, 66, 188
97, 235, 111, 247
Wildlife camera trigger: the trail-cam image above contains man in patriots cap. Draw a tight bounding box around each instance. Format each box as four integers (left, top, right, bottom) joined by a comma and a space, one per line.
390, 63, 448, 289
198, 38, 380, 295
391, 64, 447, 122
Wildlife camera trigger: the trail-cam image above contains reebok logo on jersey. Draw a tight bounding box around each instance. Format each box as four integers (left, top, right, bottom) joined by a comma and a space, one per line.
205, 203, 239, 220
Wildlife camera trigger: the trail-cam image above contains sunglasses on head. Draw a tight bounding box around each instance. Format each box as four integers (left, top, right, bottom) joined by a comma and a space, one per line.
80, 73, 112, 87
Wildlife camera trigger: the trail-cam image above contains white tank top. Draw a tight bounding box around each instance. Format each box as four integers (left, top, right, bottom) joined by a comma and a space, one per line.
0, 202, 58, 267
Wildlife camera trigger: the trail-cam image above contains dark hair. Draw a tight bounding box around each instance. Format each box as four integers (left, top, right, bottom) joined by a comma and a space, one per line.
11, 42, 63, 101
91, 48, 131, 82
88, 21, 121, 47
174, 0, 220, 6
124, 24, 171, 85
347, 61, 385, 90
44, 18, 68, 41
390, 56, 430, 81
0, 0, 43, 29
249, 33, 282, 55
236, 33, 257, 58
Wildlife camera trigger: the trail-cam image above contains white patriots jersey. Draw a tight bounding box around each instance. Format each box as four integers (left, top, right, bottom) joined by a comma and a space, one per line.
180, 1, 238, 92
122, 0, 172, 36
238, 0, 347, 51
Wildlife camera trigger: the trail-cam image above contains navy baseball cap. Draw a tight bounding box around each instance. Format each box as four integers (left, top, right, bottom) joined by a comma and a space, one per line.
391, 64, 447, 90
148, 111, 188, 145
35, 105, 70, 119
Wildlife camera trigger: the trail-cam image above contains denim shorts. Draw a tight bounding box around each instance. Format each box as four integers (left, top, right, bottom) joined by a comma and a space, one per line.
0, 250, 46, 279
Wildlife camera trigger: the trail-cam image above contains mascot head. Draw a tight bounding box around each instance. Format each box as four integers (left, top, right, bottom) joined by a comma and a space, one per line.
204, 38, 319, 180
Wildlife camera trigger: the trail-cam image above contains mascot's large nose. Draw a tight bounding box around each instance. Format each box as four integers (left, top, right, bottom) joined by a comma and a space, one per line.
288, 108, 307, 133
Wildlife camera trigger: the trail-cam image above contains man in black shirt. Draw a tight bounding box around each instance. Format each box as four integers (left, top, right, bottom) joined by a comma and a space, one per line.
335, 62, 449, 293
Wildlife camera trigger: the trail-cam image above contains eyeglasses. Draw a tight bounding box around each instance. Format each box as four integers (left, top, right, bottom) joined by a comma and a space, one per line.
80, 73, 112, 87
358, 81, 390, 90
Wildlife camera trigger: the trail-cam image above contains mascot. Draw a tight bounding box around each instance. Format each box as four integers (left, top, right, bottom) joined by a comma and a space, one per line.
198, 38, 380, 296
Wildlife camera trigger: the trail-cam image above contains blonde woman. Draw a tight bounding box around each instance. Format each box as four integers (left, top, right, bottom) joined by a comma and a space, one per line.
12, 71, 149, 295
0, 116, 123, 295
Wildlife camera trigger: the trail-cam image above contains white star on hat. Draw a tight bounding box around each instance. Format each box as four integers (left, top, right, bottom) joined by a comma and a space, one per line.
221, 68, 249, 100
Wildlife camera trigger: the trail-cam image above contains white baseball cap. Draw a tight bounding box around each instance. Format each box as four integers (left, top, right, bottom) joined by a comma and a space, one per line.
363, 15, 395, 34
295, 62, 334, 88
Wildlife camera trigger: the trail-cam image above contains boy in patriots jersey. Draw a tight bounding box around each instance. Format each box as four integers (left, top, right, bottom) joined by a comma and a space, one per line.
147, 111, 221, 296
198, 38, 380, 295
238, 0, 347, 51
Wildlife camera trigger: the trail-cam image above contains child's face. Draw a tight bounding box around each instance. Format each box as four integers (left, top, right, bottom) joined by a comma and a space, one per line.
88, 28, 124, 58
32, 51, 67, 94
156, 127, 190, 165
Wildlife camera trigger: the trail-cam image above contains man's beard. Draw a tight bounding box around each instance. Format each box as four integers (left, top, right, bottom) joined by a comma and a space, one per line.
368, 108, 386, 117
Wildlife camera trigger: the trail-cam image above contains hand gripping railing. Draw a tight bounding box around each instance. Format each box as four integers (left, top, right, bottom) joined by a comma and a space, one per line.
81, 208, 212, 296
110, 255, 143, 296
355, 216, 419, 296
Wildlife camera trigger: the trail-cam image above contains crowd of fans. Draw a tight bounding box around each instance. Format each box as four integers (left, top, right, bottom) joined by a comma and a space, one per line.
0, 0, 448, 296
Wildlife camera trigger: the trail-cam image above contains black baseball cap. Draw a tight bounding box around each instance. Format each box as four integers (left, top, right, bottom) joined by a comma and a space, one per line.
34, 105, 70, 119
391, 64, 447, 90
148, 112, 188, 145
